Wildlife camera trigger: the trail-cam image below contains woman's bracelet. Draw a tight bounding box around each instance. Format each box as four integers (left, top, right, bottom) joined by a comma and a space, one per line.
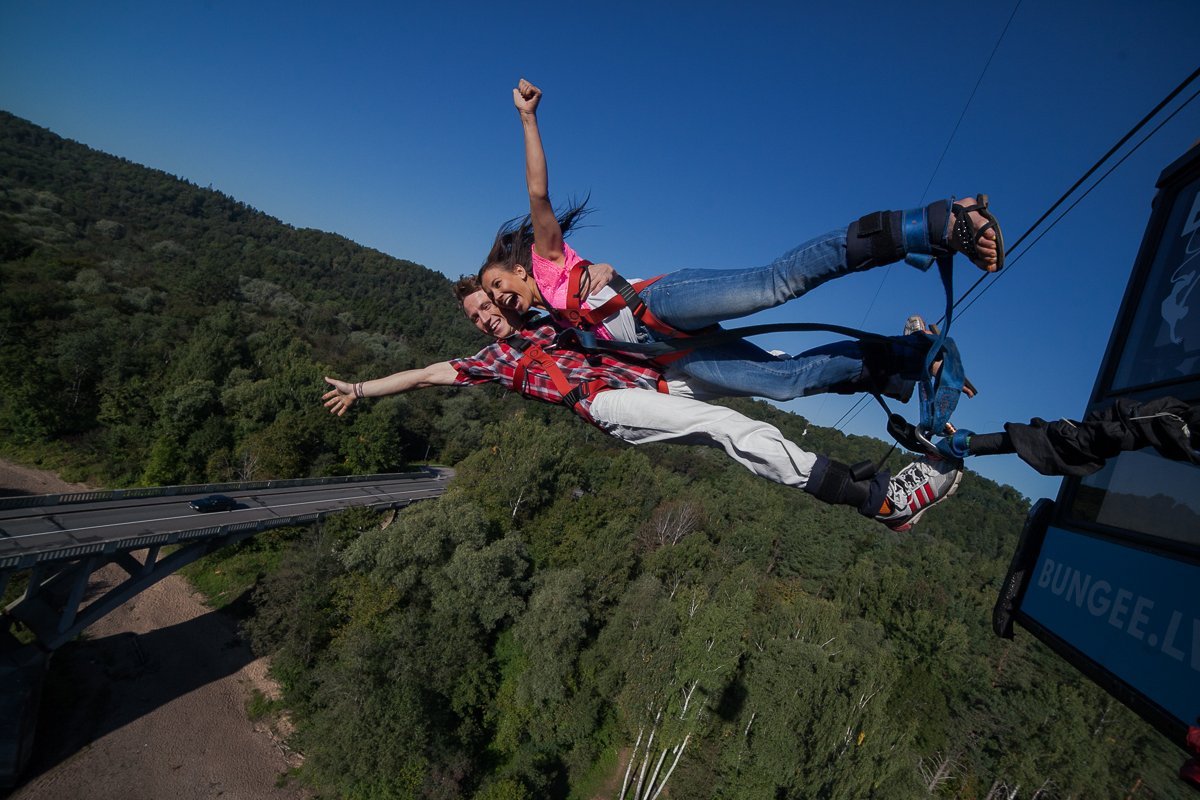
354, 382, 364, 399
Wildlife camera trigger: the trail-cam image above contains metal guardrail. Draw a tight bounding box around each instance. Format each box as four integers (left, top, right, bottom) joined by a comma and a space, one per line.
0, 469, 433, 511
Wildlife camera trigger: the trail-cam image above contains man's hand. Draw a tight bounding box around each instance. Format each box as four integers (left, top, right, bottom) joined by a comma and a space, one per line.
513, 78, 542, 116
322, 377, 357, 417
582, 262, 616, 295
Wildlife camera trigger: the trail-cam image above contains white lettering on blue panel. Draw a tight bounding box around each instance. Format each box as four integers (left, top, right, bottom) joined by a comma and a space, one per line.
1021, 527, 1200, 725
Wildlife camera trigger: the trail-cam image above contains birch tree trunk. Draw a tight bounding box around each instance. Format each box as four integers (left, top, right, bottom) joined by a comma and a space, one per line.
679, 680, 699, 720
510, 487, 524, 521
632, 720, 659, 800
647, 735, 691, 800
618, 727, 644, 800
919, 751, 958, 795
639, 747, 670, 800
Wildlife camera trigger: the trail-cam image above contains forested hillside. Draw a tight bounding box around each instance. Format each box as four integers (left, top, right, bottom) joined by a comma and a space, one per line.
1, 111, 1191, 799
0, 110, 485, 485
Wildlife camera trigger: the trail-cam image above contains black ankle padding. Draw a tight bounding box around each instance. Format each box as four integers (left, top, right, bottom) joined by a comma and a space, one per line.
968, 432, 1014, 456
806, 457, 871, 509
887, 334, 932, 380
857, 470, 890, 517
849, 460, 877, 482
822, 339, 915, 398
860, 339, 913, 391
926, 199, 951, 251
847, 210, 904, 269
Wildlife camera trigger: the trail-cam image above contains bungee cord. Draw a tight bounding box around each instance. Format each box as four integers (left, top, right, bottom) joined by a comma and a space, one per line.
918, 0, 1024, 208
823, 0, 1022, 435
950, 83, 1200, 321
830, 64, 1200, 436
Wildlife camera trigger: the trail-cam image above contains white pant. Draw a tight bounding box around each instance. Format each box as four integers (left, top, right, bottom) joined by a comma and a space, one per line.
587, 380, 819, 489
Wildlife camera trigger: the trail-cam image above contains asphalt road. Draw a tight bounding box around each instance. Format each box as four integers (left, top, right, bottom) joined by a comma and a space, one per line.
0, 472, 450, 565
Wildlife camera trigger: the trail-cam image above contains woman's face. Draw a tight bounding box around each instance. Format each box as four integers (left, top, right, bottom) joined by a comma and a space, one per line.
481, 264, 534, 313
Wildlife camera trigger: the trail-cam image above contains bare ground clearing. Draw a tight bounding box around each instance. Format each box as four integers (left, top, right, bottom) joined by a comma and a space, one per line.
2, 459, 309, 800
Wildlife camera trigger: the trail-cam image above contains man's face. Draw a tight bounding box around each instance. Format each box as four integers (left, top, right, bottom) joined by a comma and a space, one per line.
461, 290, 519, 338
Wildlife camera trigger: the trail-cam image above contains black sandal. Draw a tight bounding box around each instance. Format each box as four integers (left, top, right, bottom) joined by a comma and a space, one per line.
950, 193, 1005, 271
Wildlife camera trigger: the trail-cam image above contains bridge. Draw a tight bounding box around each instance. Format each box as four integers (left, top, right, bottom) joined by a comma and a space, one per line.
0, 469, 448, 785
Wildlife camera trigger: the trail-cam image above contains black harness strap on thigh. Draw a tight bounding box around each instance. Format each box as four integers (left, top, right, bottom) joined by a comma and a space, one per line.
610, 275, 648, 318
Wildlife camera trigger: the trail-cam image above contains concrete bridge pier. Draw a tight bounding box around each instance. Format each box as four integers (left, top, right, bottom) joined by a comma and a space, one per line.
0, 469, 446, 786
0, 633, 48, 787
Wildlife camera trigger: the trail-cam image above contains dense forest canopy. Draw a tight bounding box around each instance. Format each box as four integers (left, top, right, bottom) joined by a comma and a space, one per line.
0, 110, 486, 485
0, 110, 1192, 799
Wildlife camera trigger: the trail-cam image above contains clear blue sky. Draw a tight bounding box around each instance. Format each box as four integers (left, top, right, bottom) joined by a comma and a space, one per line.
3, 1, 1199, 501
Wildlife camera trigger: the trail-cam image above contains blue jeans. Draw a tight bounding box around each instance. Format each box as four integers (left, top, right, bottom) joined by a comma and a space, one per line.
636, 228, 926, 400
639, 228, 856, 330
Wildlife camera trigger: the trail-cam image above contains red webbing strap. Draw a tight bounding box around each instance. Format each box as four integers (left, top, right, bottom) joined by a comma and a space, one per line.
579, 273, 700, 369
585, 276, 686, 338
519, 345, 611, 424
585, 275, 659, 322
605, 277, 711, 347
563, 259, 593, 328
509, 333, 670, 423
573, 378, 614, 421
510, 352, 530, 394
512, 344, 666, 425
568, 375, 668, 425
517, 345, 577, 399
1182, 725, 1200, 790
565, 262, 693, 340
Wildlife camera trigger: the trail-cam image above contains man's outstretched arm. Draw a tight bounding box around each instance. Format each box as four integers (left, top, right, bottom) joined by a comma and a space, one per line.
323, 362, 459, 416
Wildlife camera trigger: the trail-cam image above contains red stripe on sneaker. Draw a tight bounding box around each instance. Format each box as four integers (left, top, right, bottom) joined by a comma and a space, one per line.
923, 484, 935, 505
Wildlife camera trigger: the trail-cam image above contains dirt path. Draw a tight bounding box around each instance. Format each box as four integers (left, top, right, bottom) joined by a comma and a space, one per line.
2, 459, 309, 800
0, 460, 90, 498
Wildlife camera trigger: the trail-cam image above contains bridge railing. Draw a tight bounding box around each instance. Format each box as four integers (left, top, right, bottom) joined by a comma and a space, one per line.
0, 469, 435, 511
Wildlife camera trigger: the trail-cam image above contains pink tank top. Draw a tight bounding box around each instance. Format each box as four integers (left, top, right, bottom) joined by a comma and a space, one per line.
530, 242, 614, 339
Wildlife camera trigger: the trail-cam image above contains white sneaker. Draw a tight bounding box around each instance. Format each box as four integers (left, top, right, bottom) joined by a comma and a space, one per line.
875, 456, 963, 532
903, 314, 931, 337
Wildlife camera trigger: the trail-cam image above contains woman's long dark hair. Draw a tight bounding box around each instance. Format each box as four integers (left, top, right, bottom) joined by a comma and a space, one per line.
480, 196, 591, 276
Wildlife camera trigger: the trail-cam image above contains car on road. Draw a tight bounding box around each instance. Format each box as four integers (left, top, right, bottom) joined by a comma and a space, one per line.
188, 494, 238, 513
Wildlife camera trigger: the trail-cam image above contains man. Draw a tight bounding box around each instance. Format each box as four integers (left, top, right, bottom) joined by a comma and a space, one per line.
322, 278, 962, 532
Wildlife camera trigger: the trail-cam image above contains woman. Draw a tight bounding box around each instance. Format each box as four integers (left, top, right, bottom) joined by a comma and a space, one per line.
478, 79, 1001, 403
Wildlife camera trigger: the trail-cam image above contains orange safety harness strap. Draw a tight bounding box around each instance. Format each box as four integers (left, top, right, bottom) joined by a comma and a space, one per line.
565, 260, 690, 339
508, 339, 668, 423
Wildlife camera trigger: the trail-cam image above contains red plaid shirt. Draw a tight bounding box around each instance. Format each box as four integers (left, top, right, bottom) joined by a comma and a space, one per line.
450, 323, 663, 417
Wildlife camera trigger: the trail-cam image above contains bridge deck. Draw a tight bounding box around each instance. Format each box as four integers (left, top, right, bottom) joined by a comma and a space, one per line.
0, 471, 449, 570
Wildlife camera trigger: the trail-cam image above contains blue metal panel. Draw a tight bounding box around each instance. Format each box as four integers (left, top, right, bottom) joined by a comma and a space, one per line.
1021, 525, 1200, 726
